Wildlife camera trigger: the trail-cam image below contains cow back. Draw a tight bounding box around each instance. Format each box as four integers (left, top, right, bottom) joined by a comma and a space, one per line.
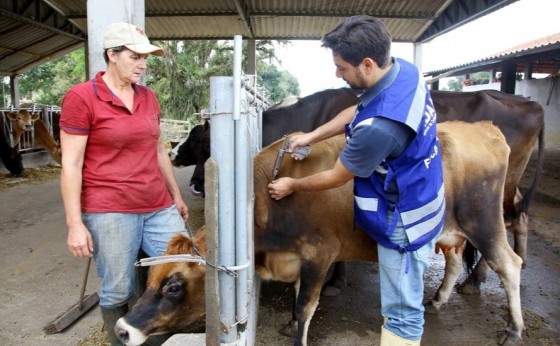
261, 88, 360, 146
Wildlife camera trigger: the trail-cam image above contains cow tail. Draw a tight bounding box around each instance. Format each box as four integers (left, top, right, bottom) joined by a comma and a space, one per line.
520, 124, 545, 213
463, 241, 478, 275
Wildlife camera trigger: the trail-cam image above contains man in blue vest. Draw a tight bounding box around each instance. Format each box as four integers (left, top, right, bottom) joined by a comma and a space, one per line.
268, 15, 445, 345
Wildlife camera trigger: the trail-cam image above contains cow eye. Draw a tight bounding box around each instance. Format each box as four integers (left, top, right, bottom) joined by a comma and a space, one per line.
166, 283, 183, 297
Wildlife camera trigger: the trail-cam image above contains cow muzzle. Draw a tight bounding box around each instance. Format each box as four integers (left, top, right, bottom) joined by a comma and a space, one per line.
115, 317, 148, 346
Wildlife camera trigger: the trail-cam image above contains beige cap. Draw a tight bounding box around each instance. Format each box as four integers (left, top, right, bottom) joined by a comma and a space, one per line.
103, 22, 164, 56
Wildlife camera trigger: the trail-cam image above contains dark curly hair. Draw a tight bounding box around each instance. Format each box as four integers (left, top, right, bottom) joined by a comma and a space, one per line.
321, 15, 392, 68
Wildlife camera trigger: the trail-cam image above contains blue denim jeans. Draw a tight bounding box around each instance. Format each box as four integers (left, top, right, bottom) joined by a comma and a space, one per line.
378, 211, 439, 340
83, 205, 187, 308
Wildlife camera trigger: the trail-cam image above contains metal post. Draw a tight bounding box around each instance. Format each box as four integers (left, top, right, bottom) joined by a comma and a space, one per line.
209, 76, 237, 344
233, 35, 251, 345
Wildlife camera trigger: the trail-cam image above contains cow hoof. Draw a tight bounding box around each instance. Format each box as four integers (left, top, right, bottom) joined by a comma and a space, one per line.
423, 301, 439, 315
279, 320, 297, 337
321, 285, 341, 297
497, 329, 523, 346
457, 282, 481, 295
189, 184, 204, 197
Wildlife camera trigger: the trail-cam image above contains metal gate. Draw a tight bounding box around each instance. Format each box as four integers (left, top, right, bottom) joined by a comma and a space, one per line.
203, 35, 271, 346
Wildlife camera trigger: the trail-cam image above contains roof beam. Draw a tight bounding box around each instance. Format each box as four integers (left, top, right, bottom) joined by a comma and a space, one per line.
0, 9, 86, 41
63, 11, 437, 20
233, 0, 254, 38
417, 0, 518, 43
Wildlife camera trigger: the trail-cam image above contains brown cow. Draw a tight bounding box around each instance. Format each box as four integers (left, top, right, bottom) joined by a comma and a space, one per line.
5, 110, 61, 164
115, 121, 523, 346
7, 109, 40, 147
33, 119, 62, 164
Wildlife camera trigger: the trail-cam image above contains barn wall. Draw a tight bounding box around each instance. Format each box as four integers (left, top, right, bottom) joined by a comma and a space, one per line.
516, 77, 560, 151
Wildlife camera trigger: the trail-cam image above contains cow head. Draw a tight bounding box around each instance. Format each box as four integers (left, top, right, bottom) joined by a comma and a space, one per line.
115, 228, 207, 345
171, 121, 210, 197
7, 110, 40, 146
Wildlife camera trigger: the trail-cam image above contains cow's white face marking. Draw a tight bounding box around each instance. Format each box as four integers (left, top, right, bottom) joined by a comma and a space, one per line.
115, 317, 148, 346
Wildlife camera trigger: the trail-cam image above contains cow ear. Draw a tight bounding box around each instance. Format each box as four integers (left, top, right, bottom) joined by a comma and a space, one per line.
31, 113, 40, 120
203, 120, 210, 130
165, 233, 194, 255
7, 112, 16, 120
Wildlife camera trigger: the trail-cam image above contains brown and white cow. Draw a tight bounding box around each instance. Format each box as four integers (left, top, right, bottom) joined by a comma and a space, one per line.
115, 121, 523, 346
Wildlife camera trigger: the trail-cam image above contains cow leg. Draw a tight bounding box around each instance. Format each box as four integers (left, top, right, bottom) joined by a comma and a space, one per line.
279, 279, 300, 338
509, 210, 528, 268
473, 240, 524, 344
458, 257, 489, 295
425, 241, 466, 314
292, 261, 331, 346
321, 262, 346, 297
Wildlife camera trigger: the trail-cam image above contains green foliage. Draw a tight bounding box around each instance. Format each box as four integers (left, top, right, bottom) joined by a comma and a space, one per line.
146, 39, 300, 121
18, 48, 86, 105
258, 63, 300, 101
443, 77, 463, 91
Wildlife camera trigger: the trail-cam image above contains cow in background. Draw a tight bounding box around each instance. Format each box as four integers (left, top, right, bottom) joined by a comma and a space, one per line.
115, 121, 524, 346
430, 90, 544, 290
0, 127, 23, 176
6, 109, 40, 147
171, 121, 210, 196
33, 119, 62, 164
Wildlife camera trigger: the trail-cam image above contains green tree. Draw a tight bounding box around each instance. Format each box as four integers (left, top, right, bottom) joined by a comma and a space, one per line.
443, 77, 463, 91
18, 48, 86, 105
146, 39, 299, 121
257, 63, 300, 101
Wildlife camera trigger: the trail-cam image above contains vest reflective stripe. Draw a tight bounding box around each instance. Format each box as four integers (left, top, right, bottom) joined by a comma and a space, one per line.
405, 194, 446, 244
355, 196, 378, 212
354, 117, 373, 129
400, 184, 445, 226
403, 75, 427, 131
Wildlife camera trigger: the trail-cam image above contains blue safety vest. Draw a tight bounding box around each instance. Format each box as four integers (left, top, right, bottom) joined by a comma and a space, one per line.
347, 58, 445, 253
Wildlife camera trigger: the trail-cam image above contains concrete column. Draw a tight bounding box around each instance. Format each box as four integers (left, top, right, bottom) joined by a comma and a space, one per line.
413, 42, 423, 72
246, 39, 256, 76
86, 0, 145, 80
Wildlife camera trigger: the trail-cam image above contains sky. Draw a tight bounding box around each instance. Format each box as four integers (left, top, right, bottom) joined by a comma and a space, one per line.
275, 0, 560, 97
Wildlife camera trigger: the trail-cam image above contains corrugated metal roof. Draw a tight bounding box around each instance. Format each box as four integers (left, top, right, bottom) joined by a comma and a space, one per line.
424, 33, 560, 79
492, 33, 560, 57
0, 0, 518, 76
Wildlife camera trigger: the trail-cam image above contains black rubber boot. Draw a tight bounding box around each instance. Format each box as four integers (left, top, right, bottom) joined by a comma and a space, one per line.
101, 305, 129, 346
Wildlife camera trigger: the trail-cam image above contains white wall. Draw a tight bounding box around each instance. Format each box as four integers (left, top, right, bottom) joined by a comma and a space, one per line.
463, 82, 501, 92
516, 77, 560, 151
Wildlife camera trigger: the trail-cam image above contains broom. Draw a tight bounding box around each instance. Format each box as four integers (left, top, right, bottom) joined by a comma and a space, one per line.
43, 257, 100, 334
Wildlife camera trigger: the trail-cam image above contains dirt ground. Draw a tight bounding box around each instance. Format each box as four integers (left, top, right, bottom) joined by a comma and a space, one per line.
0, 153, 559, 346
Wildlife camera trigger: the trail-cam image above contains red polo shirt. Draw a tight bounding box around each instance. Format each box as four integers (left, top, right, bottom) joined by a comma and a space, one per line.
60, 72, 174, 213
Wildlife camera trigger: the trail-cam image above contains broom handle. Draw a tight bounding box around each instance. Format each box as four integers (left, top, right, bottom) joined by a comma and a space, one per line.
78, 257, 92, 309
